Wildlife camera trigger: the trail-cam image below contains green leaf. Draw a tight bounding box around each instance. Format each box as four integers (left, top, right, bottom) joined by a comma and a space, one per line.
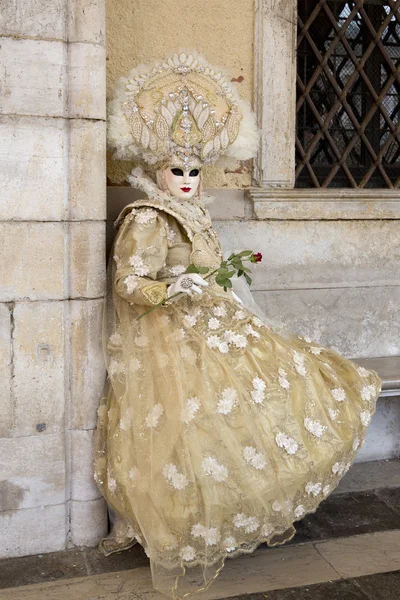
223, 278, 233, 288
185, 264, 200, 273
244, 273, 252, 285
225, 270, 236, 278
196, 266, 210, 274
237, 269, 244, 277
237, 250, 253, 258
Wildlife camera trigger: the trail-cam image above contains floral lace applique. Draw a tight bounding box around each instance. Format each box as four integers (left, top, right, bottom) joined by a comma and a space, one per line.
275, 432, 299, 455
243, 446, 267, 470
361, 384, 377, 402
305, 481, 322, 496
129, 253, 150, 276
222, 537, 237, 552
180, 346, 198, 364
331, 388, 347, 402
208, 317, 221, 330
309, 346, 322, 355
293, 351, 307, 377
217, 388, 237, 414
356, 365, 370, 378
213, 305, 227, 317
108, 359, 126, 377
181, 397, 201, 424
165, 223, 177, 245
129, 466, 140, 483
233, 309, 247, 320
180, 546, 196, 561
332, 461, 349, 476
233, 513, 260, 533
169, 264, 186, 276
353, 437, 361, 451
184, 314, 198, 327
251, 376, 267, 404
145, 403, 164, 428
129, 357, 142, 371
206, 335, 229, 354
294, 505, 305, 519
202, 457, 228, 482
223, 330, 248, 348
278, 367, 290, 390
272, 499, 293, 514
135, 208, 158, 225
163, 464, 189, 490
124, 274, 139, 294
135, 335, 149, 348
360, 410, 372, 426
328, 408, 339, 421
191, 524, 220, 546
108, 476, 117, 493
304, 417, 327, 438
244, 323, 261, 339
109, 331, 122, 345
331, 387, 347, 402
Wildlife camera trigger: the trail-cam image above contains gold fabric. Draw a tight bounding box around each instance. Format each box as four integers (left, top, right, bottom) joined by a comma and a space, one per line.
94, 196, 382, 599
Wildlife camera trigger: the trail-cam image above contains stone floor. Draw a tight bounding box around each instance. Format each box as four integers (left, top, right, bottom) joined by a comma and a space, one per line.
1, 459, 400, 599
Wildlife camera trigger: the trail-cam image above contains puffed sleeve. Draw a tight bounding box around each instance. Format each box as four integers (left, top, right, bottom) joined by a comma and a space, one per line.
113, 207, 169, 306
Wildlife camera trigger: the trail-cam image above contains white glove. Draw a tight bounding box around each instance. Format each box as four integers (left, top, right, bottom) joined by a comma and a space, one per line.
167, 273, 209, 298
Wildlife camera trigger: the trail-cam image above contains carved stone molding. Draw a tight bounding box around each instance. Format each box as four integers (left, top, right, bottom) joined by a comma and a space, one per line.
247, 188, 400, 220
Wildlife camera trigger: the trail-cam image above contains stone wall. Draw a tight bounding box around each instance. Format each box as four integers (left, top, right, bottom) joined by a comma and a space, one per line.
0, 1, 107, 557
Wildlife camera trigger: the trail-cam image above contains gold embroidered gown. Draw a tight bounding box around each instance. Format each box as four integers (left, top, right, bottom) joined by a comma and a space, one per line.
94, 190, 382, 599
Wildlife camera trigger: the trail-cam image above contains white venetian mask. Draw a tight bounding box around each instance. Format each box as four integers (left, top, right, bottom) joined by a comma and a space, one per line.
157, 166, 201, 200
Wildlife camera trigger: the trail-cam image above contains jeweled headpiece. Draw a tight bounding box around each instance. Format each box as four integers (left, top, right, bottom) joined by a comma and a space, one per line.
107, 52, 259, 169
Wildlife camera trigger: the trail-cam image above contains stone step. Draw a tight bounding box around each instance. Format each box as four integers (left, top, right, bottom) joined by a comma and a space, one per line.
0, 460, 399, 593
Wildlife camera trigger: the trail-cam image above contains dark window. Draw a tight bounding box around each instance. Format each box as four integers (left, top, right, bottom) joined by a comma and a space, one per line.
296, 1, 400, 188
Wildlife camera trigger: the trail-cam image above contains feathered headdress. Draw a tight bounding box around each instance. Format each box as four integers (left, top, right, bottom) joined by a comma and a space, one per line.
107, 52, 259, 170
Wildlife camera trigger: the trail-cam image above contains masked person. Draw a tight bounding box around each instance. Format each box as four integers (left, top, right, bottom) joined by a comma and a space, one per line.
94, 52, 382, 599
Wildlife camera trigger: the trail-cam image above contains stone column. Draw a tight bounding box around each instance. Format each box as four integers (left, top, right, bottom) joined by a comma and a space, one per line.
0, 0, 107, 557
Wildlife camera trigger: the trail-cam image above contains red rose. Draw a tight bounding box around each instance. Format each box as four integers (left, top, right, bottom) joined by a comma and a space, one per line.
252, 252, 262, 263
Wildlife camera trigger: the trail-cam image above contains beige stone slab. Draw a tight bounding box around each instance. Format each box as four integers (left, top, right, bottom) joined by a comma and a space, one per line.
69, 119, 106, 221
249, 188, 400, 220
69, 429, 100, 501
0, 303, 12, 437
0, 0, 66, 39
252, 286, 400, 359
0, 503, 66, 559
69, 222, 106, 298
333, 458, 400, 495
355, 398, 400, 463
68, 43, 105, 120
0, 434, 65, 511
214, 220, 400, 291
69, 299, 106, 430
0, 223, 65, 301
0, 543, 340, 599
0, 116, 66, 221
0, 38, 65, 117
69, 497, 107, 546
13, 302, 65, 436
316, 530, 400, 578
68, 0, 105, 45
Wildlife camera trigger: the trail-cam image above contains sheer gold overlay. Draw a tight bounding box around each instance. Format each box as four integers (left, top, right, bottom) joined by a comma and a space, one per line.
94, 193, 382, 599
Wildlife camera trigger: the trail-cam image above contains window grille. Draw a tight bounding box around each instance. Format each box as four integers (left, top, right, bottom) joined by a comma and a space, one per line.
296, 0, 400, 188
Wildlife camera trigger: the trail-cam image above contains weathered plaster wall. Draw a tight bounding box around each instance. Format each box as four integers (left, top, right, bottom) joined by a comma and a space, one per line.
106, 0, 254, 187
0, 0, 108, 558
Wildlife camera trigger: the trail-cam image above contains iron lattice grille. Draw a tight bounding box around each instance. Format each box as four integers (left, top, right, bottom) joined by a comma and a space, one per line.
296, 0, 400, 188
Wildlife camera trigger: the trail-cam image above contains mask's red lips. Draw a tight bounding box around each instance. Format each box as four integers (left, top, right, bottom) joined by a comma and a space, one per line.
180, 187, 191, 192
